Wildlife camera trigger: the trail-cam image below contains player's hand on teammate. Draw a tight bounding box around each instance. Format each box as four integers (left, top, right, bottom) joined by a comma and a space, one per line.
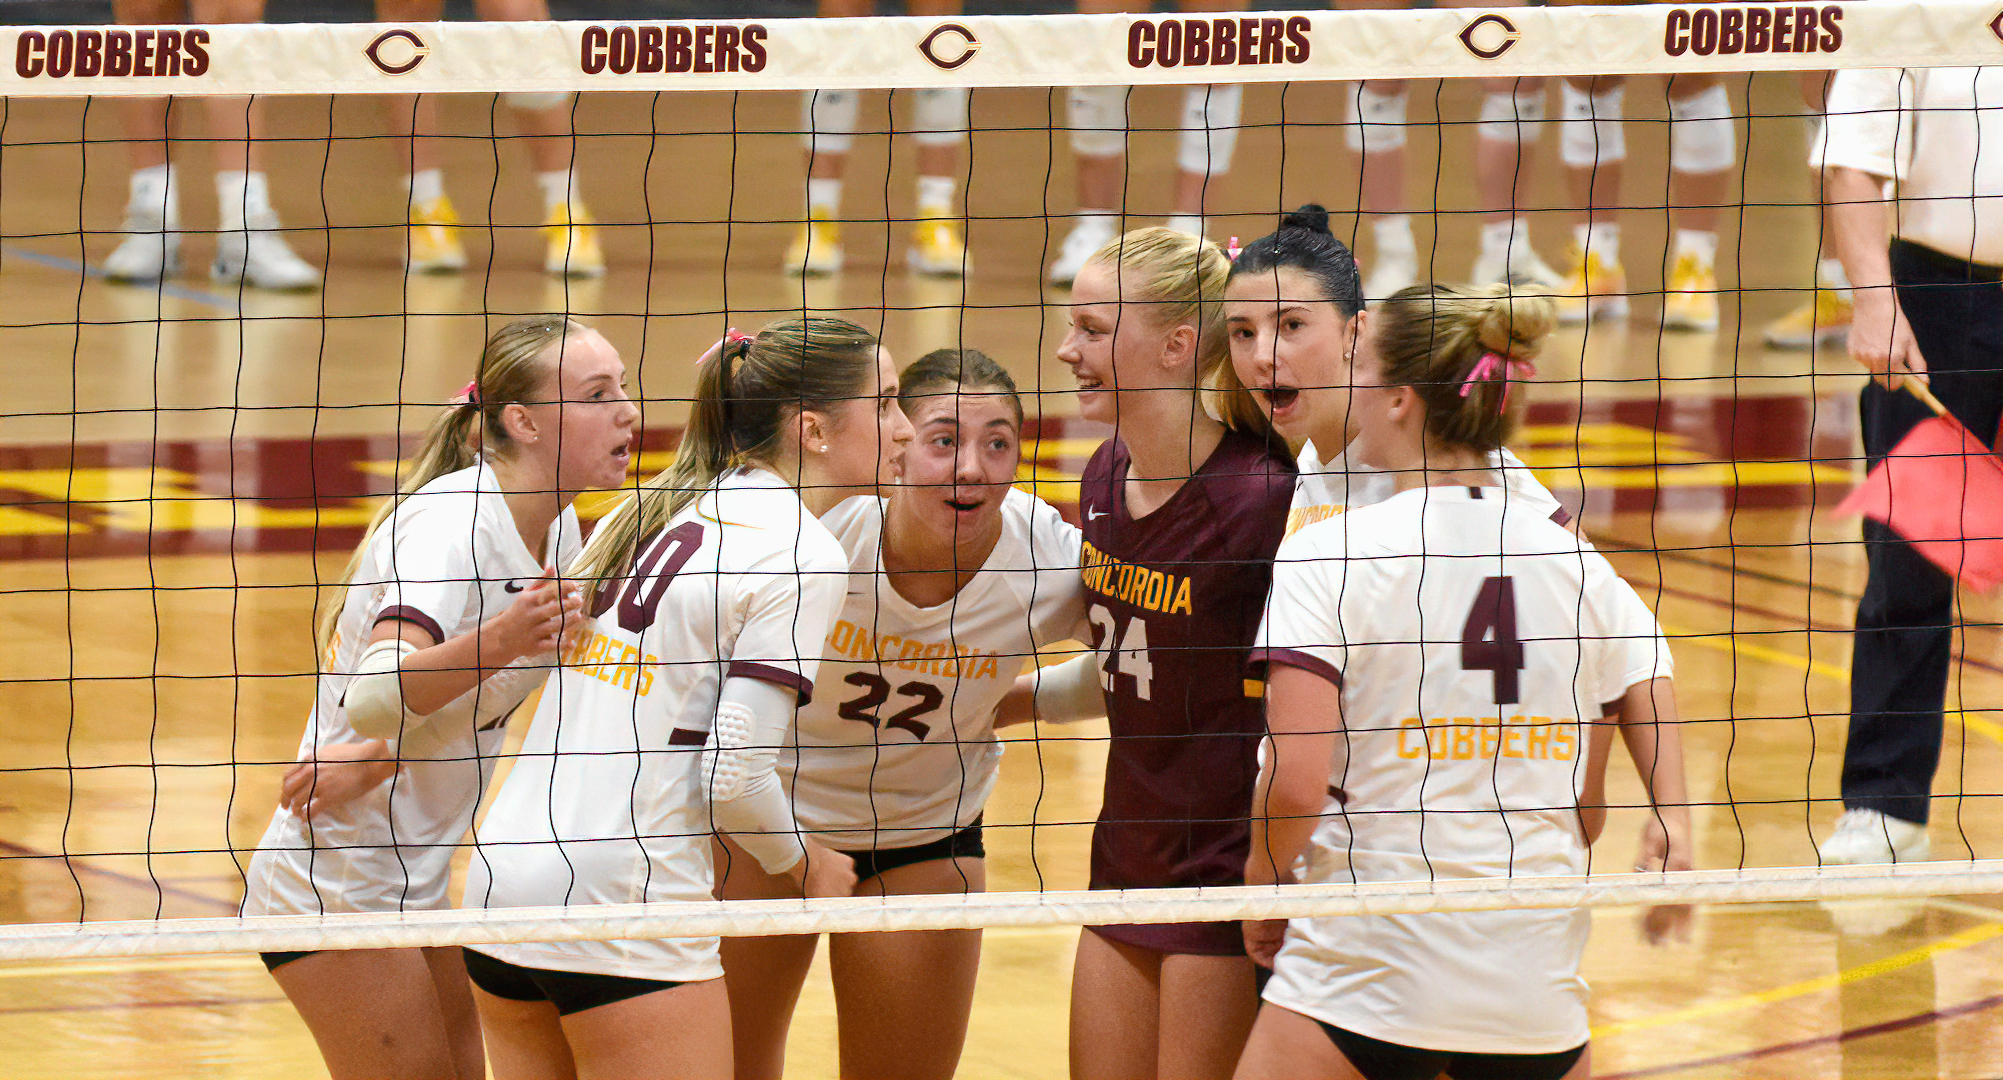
795, 838, 860, 898
480, 566, 585, 666
280, 740, 395, 818
1850, 286, 1930, 391
1636, 813, 1695, 945
1243, 918, 1287, 969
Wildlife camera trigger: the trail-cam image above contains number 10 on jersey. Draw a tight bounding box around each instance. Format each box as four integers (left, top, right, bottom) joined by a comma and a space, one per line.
1089, 604, 1153, 701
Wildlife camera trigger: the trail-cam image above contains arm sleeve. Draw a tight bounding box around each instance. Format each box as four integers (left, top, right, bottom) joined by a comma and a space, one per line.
1812, 68, 1908, 181
1247, 531, 1353, 691
707, 675, 811, 876
1026, 649, 1107, 725
373, 502, 478, 645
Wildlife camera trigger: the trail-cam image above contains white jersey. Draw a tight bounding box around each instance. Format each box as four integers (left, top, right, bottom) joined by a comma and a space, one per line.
1286, 440, 1568, 540
244, 462, 581, 917
1253, 485, 1670, 1054
789, 490, 1086, 850
467, 468, 848, 982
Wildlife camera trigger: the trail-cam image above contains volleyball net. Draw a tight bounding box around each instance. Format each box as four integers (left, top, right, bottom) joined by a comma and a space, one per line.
4, 3, 2003, 963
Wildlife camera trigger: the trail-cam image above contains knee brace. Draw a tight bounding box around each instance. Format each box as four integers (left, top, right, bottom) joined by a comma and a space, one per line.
1478, 88, 1547, 144
503, 91, 572, 111
1669, 83, 1736, 174
1177, 83, 1243, 176
1067, 85, 1128, 157
1559, 81, 1625, 168
910, 86, 969, 148
1345, 83, 1408, 154
801, 89, 858, 156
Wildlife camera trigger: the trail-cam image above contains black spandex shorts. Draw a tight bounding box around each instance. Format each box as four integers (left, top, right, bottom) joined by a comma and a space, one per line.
837, 818, 984, 883
1316, 1020, 1586, 1080
260, 950, 316, 972
462, 948, 684, 1016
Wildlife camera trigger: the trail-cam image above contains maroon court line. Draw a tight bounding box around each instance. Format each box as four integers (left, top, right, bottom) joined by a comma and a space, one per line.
0, 996, 285, 1016
1600, 991, 2003, 1079
0, 839, 239, 914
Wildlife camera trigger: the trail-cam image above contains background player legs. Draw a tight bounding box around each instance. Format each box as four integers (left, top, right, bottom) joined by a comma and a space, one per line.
105, 0, 318, 290
480, 0, 602, 278
1070, 930, 1259, 1080
1765, 70, 1855, 350
376, 0, 464, 273
1347, 78, 1412, 300
269, 948, 471, 1080
827, 858, 985, 1080
1555, 73, 1629, 324
786, 0, 968, 277
1470, 76, 1559, 288
1659, 72, 1734, 332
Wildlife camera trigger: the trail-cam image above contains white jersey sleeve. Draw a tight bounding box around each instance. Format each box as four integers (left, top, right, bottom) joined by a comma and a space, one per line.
1583, 557, 1674, 707
1254, 517, 1369, 689
371, 495, 482, 643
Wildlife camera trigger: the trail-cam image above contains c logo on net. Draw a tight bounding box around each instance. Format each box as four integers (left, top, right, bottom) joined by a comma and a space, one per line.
366, 28, 429, 75
918, 22, 981, 70
1458, 13, 1521, 60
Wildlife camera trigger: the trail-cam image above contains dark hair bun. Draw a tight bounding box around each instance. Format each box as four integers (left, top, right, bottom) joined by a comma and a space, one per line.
1280, 204, 1332, 236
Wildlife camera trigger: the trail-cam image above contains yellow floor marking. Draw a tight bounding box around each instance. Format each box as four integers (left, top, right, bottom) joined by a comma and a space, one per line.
1663, 623, 2003, 747
1593, 919, 2003, 1038
0, 955, 265, 980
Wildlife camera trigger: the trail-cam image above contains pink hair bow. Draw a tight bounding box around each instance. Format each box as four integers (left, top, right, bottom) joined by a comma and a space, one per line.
1459, 352, 1536, 412
456, 381, 480, 407
725, 327, 754, 347
1226, 236, 1243, 260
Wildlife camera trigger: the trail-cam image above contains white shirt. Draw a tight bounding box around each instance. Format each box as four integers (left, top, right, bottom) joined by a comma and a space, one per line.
466, 468, 848, 982
788, 490, 1086, 850
1815, 66, 2003, 266
244, 462, 581, 917
1286, 440, 1567, 540
1254, 485, 1670, 1054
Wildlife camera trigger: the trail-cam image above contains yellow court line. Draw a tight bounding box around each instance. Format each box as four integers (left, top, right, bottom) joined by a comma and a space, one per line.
1663, 624, 2003, 748
0, 955, 264, 980
1593, 919, 2003, 1038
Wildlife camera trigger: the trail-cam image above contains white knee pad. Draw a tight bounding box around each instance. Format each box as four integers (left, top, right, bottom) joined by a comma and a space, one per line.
1559, 82, 1625, 168
1345, 83, 1408, 154
1177, 83, 1243, 177
910, 86, 968, 148
1478, 88, 1547, 144
802, 89, 858, 156
1067, 85, 1128, 157
1669, 84, 1736, 174
503, 91, 572, 111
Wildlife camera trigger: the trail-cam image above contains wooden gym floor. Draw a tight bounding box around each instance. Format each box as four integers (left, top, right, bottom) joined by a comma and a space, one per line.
1, 76, 2001, 1078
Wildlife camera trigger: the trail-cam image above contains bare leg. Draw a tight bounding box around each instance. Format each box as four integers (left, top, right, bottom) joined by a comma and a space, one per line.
1232, 1004, 1357, 1080
560, 978, 735, 1080
271, 948, 466, 1080
1157, 952, 1260, 1080
829, 858, 985, 1080
715, 836, 821, 1080
1069, 930, 1163, 1080
474, 986, 579, 1080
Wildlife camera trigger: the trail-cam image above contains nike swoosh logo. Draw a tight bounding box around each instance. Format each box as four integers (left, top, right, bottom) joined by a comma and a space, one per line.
504, 581, 527, 593
1086, 508, 1109, 521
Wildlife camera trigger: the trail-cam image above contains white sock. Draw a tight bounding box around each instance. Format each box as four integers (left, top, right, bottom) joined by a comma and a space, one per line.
807, 177, 842, 215
1373, 214, 1415, 259
1575, 222, 1620, 264
916, 175, 955, 215
1818, 256, 1853, 296
216, 170, 271, 231
1479, 218, 1519, 259
406, 167, 445, 206
1673, 228, 1718, 266
537, 169, 578, 213
128, 163, 173, 210
1165, 213, 1204, 238
1075, 208, 1116, 230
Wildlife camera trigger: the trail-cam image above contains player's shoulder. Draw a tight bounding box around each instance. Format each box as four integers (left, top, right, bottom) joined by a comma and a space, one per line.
819, 494, 887, 567
706, 468, 845, 570
1197, 431, 1298, 513
380, 464, 489, 539
1001, 488, 1081, 554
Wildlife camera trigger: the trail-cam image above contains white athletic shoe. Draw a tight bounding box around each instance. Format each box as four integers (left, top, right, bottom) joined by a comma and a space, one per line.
1362, 251, 1418, 304
104, 202, 182, 283
1471, 243, 1562, 291
213, 223, 321, 291
1048, 215, 1119, 287
1819, 808, 1931, 865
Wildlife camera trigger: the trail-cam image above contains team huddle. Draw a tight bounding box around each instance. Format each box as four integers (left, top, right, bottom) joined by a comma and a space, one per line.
241, 209, 1692, 1080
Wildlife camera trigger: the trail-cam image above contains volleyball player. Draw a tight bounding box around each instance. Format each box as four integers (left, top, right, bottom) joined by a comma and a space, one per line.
1014, 227, 1294, 1079
103, 0, 318, 290
462, 318, 910, 1080
1222, 206, 1571, 540
1048, 1, 1250, 285
375, 0, 603, 277
242, 316, 636, 1079
1235, 284, 1693, 1080
719, 348, 1086, 1080
788, 0, 971, 276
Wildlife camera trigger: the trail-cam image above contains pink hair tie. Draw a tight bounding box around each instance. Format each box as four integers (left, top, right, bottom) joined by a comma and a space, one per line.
1226, 236, 1243, 260
1458, 352, 1536, 412
725, 328, 754, 347
457, 381, 481, 407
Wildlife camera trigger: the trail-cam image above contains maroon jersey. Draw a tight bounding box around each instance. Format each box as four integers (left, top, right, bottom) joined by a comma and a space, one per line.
1080, 429, 1295, 955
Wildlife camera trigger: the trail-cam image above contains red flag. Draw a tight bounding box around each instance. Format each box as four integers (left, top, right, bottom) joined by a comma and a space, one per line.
1837, 413, 2003, 592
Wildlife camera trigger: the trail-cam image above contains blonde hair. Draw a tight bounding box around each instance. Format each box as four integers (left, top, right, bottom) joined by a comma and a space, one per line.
1086, 226, 1272, 438
1371, 283, 1558, 453
317, 315, 582, 649
568, 316, 880, 609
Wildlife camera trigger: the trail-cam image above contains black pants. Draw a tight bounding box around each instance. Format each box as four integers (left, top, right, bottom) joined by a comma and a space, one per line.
1846, 239, 2003, 825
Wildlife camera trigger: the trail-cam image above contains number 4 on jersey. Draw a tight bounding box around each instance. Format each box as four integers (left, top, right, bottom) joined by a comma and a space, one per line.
1088, 604, 1153, 701
1461, 576, 1523, 705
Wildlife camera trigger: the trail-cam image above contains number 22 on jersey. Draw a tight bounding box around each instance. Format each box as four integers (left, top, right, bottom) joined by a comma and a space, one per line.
1089, 603, 1153, 701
